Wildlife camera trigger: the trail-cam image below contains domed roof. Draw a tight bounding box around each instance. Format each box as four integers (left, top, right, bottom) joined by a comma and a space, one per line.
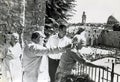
107, 15, 119, 25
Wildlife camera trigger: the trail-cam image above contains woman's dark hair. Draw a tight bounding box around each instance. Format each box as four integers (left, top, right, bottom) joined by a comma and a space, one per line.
76, 28, 84, 34
31, 32, 39, 40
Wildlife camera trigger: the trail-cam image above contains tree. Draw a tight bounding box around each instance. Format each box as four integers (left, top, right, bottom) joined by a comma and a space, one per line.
45, 0, 76, 37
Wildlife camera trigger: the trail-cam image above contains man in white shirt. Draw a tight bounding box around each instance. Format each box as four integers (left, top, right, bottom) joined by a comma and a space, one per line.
46, 24, 72, 82
22, 31, 70, 82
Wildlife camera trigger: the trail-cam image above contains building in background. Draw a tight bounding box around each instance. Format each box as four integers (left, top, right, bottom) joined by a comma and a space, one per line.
106, 15, 120, 30
82, 11, 86, 25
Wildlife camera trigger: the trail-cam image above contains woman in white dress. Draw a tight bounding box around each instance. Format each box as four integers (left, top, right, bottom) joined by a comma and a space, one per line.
9, 33, 23, 82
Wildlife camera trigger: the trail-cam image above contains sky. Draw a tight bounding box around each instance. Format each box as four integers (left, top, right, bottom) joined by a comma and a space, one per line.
68, 0, 120, 23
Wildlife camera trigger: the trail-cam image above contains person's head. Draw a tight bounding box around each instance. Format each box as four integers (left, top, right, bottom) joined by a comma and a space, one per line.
76, 28, 84, 34
11, 33, 19, 45
72, 36, 83, 50
58, 24, 67, 38
31, 31, 46, 45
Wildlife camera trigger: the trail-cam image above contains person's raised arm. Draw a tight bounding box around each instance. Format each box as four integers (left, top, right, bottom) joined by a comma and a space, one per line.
29, 44, 72, 56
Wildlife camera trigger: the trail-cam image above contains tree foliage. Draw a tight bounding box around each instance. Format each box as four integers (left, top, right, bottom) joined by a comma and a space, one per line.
45, 0, 76, 37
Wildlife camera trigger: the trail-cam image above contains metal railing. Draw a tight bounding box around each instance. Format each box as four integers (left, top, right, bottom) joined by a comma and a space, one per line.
73, 63, 120, 82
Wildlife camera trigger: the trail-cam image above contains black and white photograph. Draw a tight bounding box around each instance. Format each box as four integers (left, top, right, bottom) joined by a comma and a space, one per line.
0, 0, 120, 82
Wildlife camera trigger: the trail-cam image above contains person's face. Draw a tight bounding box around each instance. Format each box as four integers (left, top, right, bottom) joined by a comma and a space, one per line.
34, 35, 44, 45
33, 35, 40, 44
11, 36, 18, 44
39, 36, 44, 45
10, 35, 19, 46
72, 37, 83, 50
77, 41, 83, 50
58, 28, 66, 38
72, 37, 78, 46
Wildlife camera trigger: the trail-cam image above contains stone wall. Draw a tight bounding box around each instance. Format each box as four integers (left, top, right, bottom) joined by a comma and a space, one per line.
99, 31, 120, 48
83, 28, 120, 48
83, 27, 120, 48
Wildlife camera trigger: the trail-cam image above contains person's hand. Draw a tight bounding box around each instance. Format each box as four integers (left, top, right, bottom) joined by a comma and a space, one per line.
99, 66, 111, 71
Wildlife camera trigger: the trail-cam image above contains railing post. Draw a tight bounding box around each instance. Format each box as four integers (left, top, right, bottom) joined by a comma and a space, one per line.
78, 62, 79, 75
117, 75, 119, 82
88, 66, 90, 76
94, 68, 97, 81
83, 64, 84, 74
107, 67, 109, 82
91, 67, 93, 80
86, 66, 87, 74
111, 63, 114, 82
98, 68, 101, 82
102, 69, 104, 82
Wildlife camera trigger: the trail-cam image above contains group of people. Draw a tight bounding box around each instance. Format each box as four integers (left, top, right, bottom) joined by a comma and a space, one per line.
0, 24, 107, 82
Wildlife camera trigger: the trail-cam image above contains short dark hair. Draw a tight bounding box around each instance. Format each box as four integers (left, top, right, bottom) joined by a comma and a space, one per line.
31, 32, 39, 40
76, 28, 84, 34
59, 24, 67, 30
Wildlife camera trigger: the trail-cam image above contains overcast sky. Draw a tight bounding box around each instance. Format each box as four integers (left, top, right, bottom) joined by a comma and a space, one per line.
68, 0, 120, 23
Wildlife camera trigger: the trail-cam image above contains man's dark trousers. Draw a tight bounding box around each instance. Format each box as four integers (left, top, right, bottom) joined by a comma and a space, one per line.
48, 57, 60, 82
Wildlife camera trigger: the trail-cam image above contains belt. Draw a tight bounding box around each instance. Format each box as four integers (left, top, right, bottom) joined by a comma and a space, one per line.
48, 57, 60, 61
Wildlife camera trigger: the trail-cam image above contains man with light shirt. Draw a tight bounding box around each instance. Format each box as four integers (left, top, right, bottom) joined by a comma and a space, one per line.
22, 31, 70, 82
46, 24, 72, 82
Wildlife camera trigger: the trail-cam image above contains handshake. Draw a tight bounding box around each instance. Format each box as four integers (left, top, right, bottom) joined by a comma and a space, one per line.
57, 44, 72, 51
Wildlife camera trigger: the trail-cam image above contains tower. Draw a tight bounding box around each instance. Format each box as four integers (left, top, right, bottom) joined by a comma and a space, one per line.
82, 11, 86, 25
